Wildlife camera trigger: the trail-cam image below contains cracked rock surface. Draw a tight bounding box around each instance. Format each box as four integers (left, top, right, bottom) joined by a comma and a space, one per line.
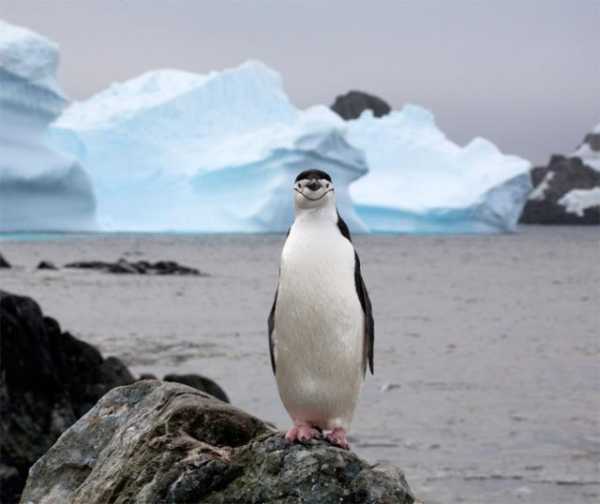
20, 381, 414, 503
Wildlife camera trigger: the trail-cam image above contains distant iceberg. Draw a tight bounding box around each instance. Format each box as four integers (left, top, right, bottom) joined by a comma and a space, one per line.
49, 62, 367, 232
346, 107, 532, 233
0, 20, 96, 232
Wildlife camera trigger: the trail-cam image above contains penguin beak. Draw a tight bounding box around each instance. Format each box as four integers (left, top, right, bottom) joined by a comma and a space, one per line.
306, 180, 321, 191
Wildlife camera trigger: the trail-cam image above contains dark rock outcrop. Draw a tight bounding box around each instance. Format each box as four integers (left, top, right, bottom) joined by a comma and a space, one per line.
331, 90, 391, 120
0, 290, 135, 503
64, 258, 206, 275
520, 155, 600, 224
0, 252, 10, 268
36, 260, 58, 270
20, 381, 414, 504
582, 132, 600, 151
164, 373, 229, 403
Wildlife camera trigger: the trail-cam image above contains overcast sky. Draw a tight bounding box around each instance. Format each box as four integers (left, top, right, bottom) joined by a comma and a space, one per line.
2, 0, 599, 164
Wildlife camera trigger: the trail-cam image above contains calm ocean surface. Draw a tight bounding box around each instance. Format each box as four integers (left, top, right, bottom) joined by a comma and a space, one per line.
1, 226, 598, 503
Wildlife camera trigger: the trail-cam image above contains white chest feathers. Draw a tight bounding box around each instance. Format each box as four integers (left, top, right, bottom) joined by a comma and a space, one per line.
273, 214, 364, 430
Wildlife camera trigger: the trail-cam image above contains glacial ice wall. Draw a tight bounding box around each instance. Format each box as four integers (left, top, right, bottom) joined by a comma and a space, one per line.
49, 62, 367, 232
0, 20, 96, 231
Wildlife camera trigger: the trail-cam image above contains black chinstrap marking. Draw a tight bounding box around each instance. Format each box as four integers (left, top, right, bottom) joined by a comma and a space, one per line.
294, 188, 334, 201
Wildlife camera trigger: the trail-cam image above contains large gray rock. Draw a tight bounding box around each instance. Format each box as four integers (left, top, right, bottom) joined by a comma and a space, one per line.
0, 290, 135, 503
20, 381, 415, 504
331, 90, 391, 120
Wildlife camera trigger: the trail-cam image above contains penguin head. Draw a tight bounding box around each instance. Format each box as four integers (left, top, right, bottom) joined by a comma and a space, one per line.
293, 169, 335, 211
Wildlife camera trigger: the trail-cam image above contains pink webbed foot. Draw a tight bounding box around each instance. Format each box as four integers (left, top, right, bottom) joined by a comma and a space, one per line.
285, 423, 321, 443
325, 427, 349, 449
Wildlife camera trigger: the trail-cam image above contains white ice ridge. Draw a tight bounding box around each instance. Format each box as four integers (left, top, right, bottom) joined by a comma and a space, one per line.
347, 108, 532, 233
0, 20, 96, 231
558, 188, 600, 217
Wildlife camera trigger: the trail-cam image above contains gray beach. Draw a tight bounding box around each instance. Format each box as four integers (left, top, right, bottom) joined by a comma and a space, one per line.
1, 226, 598, 504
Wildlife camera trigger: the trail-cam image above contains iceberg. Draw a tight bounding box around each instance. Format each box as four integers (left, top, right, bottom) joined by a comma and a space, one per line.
49, 62, 367, 232
0, 20, 96, 231
346, 107, 532, 233
49, 59, 530, 234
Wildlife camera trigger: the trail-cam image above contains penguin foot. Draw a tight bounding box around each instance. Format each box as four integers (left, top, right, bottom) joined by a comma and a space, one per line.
325, 427, 349, 449
285, 423, 321, 443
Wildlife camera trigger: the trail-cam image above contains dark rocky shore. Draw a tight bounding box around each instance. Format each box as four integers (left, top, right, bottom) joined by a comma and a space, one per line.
0, 290, 135, 502
20, 380, 415, 504
1, 290, 415, 503
0, 291, 232, 502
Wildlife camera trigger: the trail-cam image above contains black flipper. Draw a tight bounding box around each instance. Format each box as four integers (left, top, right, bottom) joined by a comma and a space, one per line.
337, 212, 374, 375
268, 288, 277, 374
354, 251, 374, 375
268, 227, 291, 375
336, 212, 352, 242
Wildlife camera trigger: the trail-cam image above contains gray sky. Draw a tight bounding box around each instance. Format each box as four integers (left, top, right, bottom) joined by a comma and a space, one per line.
2, 0, 599, 164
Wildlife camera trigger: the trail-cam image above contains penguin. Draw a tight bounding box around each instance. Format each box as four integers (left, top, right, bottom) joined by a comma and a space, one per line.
268, 169, 374, 449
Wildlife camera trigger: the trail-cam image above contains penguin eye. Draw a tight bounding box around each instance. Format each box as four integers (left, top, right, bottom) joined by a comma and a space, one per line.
325, 182, 330, 188
296, 183, 301, 189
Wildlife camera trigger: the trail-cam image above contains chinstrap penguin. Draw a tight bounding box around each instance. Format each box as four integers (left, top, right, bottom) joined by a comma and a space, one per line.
268, 169, 374, 449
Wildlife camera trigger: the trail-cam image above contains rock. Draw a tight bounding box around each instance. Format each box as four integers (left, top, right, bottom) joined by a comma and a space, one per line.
64, 258, 206, 276
138, 373, 158, 380
21, 381, 415, 504
108, 258, 140, 274
520, 155, 600, 224
582, 132, 600, 151
36, 260, 58, 270
99, 356, 136, 389
0, 252, 10, 268
331, 90, 391, 120
164, 373, 229, 403
0, 290, 135, 503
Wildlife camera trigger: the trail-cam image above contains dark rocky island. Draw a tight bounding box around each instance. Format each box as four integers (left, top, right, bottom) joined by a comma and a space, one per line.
520, 129, 600, 225
36, 260, 58, 270
331, 90, 391, 120
20, 380, 415, 504
64, 258, 207, 275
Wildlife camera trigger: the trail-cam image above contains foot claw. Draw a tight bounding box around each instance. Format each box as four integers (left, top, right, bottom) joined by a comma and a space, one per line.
326, 428, 349, 449
285, 423, 321, 443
